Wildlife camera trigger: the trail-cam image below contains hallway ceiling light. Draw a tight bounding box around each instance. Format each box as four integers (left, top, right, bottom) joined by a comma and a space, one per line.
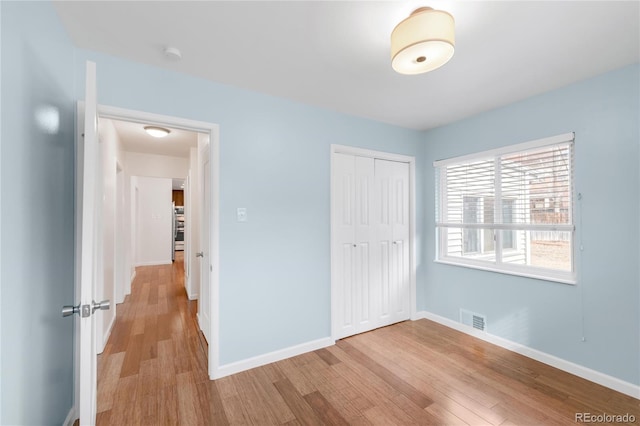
391, 7, 455, 75
144, 126, 171, 138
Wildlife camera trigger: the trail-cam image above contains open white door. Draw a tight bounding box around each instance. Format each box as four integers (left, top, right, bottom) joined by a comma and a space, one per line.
198, 136, 211, 343
77, 61, 109, 425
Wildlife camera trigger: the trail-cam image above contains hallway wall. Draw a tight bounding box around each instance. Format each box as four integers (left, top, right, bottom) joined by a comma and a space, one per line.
125, 151, 188, 179
134, 176, 173, 266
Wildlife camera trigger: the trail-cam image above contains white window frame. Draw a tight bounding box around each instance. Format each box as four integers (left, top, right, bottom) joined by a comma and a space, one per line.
434, 132, 576, 284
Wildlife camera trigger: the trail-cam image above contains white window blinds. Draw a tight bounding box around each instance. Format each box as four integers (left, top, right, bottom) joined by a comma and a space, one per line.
434, 132, 576, 284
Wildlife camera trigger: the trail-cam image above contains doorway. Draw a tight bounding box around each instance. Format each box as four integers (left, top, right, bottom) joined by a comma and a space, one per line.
86, 105, 220, 382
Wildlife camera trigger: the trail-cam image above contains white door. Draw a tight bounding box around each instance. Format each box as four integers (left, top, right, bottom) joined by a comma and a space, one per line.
198, 138, 211, 343
333, 154, 377, 338
333, 153, 357, 338
77, 61, 109, 425
332, 153, 410, 340
375, 159, 410, 325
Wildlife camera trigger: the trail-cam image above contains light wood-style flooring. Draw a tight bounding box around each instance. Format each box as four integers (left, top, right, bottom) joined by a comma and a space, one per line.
96, 254, 639, 425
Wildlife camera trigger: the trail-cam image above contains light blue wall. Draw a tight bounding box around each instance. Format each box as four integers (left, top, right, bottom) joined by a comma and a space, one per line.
1, 1, 77, 424
73, 50, 425, 365
422, 64, 640, 385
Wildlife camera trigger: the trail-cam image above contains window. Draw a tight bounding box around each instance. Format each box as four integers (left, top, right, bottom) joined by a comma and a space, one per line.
435, 133, 575, 284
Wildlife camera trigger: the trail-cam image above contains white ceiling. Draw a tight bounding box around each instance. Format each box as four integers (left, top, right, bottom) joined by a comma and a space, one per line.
54, 1, 639, 130
107, 118, 197, 158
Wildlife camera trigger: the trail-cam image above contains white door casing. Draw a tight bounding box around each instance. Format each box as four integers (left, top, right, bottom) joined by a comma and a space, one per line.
92, 108, 219, 380
115, 163, 126, 305
331, 145, 415, 341
184, 175, 191, 292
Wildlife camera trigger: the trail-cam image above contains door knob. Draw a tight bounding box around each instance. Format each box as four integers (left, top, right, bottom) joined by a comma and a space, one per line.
63, 300, 109, 317
196, 252, 204, 258
92, 299, 110, 314
62, 304, 80, 317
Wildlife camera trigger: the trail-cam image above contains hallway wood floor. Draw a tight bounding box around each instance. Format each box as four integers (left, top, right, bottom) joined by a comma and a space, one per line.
96, 256, 639, 425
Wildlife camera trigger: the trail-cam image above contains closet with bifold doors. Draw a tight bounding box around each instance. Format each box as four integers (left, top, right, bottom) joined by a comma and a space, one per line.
332, 151, 411, 340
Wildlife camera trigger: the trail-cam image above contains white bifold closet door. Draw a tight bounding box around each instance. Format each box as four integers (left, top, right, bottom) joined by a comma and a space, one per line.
333, 153, 410, 340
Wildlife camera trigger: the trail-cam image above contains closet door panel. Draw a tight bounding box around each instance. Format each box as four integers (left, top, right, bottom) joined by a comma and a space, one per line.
375, 159, 410, 325
354, 156, 375, 332
333, 154, 356, 337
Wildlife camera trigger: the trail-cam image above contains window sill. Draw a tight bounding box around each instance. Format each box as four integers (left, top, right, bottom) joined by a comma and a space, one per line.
434, 258, 577, 285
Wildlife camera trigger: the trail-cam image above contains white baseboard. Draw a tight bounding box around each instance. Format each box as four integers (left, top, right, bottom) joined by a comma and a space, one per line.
415, 311, 640, 399
130, 269, 137, 284
98, 313, 117, 354
215, 337, 334, 380
63, 405, 77, 426
197, 312, 210, 345
135, 260, 172, 266
187, 292, 199, 301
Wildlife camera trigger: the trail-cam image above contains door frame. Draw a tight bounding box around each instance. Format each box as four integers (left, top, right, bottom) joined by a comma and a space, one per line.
329, 144, 417, 341
73, 105, 221, 415
115, 161, 125, 306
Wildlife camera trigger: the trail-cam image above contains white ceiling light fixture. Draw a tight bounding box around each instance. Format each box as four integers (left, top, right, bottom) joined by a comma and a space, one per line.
391, 7, 455, 75
144, 126, 171, 138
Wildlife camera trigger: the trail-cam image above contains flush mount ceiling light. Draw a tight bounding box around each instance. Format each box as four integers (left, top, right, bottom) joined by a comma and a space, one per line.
144, 126, 171, 138
391, 7, 455, 75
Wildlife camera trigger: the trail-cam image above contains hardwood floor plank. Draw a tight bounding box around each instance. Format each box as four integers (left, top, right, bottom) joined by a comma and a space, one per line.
140, 309, 158, 361
274, 378, 325, 426
119, 336, 144, 378
107, 319, 132, 354
95, 410, 111, 425
157, 385, 179, 425
106, 375, 140, 425
195, 381, 230, 426
314, 348, 342, 366
253, 367, 298, 423
425, 402, 469, 426
275, 357, 319, 396
215, 375, 239, 399
157, 339, 177, 389
232, 371, 282, 425
176, 371, 207, 425
96, 352, 125, 413
303, 391, 350, 426
137, 358, 158, 397
361, 405, 404, 426
221, 394, 252, 425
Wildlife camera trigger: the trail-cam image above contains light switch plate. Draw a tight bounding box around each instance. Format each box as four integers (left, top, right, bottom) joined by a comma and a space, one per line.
237, 207, 247, 222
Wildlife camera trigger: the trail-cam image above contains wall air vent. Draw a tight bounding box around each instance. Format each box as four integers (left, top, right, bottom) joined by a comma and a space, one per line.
460, 309, 486, 332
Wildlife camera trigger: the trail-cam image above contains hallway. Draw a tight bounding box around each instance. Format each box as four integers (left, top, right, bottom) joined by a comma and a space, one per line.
96, 253, 226, 424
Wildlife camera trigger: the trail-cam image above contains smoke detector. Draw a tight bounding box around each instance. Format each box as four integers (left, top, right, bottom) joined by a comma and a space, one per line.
164, 46, 182, 61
